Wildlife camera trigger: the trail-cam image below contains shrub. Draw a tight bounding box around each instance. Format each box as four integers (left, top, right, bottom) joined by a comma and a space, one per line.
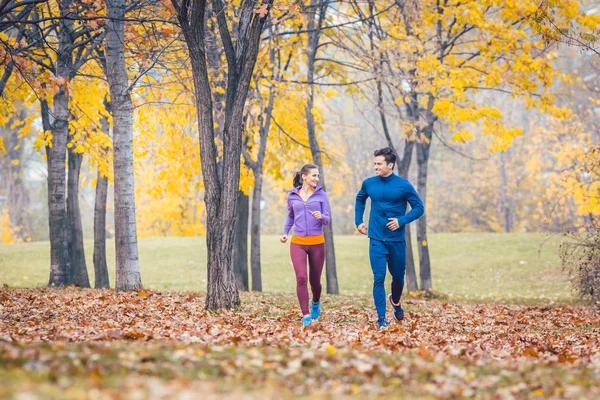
560, 232, 600, 306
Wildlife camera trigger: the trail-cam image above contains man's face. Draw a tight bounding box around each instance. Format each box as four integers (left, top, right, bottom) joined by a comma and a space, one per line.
374, 155, 393, 177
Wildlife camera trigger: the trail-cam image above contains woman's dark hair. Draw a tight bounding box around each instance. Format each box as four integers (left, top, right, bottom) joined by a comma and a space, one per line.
374, 147, 397, 167
292, 164, 319, 188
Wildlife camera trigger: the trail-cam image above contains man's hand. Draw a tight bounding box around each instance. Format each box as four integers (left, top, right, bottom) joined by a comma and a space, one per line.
280, 234, 288, 243
357, 223, 368, 235
386, 218, 400, 231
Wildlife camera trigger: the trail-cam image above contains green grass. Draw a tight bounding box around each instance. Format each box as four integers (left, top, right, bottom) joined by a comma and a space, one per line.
0, 233, 575, 304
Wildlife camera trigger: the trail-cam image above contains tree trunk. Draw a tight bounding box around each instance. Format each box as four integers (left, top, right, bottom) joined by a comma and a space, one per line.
106, 0, 141, 291
401, 93, 420, 293
500, 150, 512, 233
416, 124, 433, 292
250, 172, 263, 291
0, 61, 14, 98
67, 148, 90, 287
47, 0, 74, 286
233, 190, 249, 291
246, 83, 275, 292
305, 0, 338, 294
5, 125, 33, 242
93, 114, 110, 289
0, 25, 26, 97
175, 0, 272, 309
94, 168, 110, 288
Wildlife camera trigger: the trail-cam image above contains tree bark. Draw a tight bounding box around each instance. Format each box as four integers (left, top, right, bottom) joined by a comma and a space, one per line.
0, 60, 14, 98
94, 168, 110, 288
67, 148, 90, 287
416, 122, 433, 292
93, 114, 110, 289
174, 0, 273, 309
233, 190, 249, 291
0, 24, 26, 97
4, 123, 33, 242
106, 0, 141, 291
305, 0, 339, 294
398, 140, 418, 293
249, 173, 263, 291
500, 150, 512, 233
47, 0, 74, 286
401, 92, 420, 293
244, 82, 276, 292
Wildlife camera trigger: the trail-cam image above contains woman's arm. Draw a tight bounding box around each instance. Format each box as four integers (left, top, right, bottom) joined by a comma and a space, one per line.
282, 195, 294, 235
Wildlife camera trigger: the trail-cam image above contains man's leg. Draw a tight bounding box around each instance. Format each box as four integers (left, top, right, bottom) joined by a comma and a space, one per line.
387, 240, 407, 304
369, 239, 389, 319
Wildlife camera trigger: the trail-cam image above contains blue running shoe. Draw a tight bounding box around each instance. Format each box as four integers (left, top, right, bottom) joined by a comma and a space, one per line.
388, 294, 405, 321
310, 300, 321, 320
377, 317, 389, 329
302, 315, 312, 327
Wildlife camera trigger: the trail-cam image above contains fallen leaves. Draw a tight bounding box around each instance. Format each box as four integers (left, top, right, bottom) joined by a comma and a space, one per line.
1, 288, 600, 398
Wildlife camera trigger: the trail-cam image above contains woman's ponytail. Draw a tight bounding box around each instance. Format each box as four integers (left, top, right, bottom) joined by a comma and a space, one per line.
292, 171, 302, 188
292, 164, 318, 189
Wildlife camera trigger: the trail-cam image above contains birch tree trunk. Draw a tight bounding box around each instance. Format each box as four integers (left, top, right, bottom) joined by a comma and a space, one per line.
47, 0, 74, 286
105, 0, 142, 291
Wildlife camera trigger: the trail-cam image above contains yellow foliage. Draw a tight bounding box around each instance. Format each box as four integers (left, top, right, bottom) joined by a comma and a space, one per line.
451, 130, 474, 144
1, 211, 15, 244
33, 130, 53, 151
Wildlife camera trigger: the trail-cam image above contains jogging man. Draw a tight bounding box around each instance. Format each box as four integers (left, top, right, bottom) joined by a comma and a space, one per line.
355, 147, 424, 329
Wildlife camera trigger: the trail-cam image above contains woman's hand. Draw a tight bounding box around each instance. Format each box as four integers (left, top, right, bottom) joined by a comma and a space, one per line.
311, 211, 323, 220
280, 234, 288, 243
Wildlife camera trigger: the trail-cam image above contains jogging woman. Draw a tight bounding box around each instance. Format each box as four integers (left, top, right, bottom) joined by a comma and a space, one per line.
280, 164, 331, 327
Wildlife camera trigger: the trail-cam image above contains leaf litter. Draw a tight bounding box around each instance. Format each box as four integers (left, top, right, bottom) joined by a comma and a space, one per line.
1, 287, 600, 398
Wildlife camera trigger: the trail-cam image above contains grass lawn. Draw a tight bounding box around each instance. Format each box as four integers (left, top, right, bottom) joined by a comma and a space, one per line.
0, 233, 575, 304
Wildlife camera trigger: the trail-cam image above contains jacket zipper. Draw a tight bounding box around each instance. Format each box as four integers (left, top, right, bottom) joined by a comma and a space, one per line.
304, 198, 308, 236
295, 191, 311, 236
383, 179, 388, 240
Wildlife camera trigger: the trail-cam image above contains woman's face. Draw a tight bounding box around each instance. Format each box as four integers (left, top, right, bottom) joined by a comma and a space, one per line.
303, 168, 320, 188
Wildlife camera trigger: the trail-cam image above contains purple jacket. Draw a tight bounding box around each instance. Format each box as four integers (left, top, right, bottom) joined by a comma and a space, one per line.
283, 186, 331, 236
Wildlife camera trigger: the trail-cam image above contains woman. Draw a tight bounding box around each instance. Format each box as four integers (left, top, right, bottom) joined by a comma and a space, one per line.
281, 164, 331, 327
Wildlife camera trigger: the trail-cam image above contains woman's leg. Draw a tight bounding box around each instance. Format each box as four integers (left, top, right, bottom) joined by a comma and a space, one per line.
307, 243, 325, 303
290, 243, 310, 315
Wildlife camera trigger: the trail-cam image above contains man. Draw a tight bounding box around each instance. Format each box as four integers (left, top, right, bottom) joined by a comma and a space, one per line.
355, 147, 424, 329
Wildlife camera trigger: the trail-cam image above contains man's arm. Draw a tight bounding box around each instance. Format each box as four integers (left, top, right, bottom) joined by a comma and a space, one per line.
398, 182, 424, 226
355, 180, 369, 227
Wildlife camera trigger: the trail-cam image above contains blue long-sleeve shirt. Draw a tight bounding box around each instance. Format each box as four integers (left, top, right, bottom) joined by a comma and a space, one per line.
355, 173, 424, 241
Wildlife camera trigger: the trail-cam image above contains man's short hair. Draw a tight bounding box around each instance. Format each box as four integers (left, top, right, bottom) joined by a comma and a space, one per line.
374, 147, 397, 166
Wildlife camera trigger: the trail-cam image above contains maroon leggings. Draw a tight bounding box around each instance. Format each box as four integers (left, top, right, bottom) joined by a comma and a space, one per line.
290, 243, 325, 315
